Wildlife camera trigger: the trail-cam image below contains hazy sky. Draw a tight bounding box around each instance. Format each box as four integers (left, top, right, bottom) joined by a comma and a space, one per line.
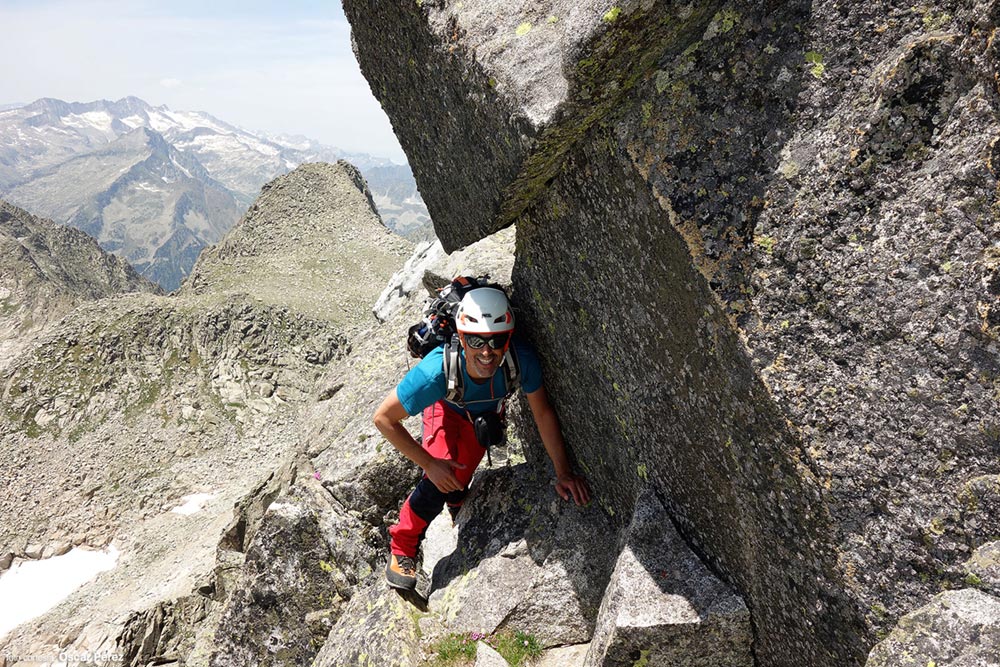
0, 0, 407, 163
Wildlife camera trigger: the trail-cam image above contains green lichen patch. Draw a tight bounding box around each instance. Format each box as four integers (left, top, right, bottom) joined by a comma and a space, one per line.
603, 7, 622, 23
804, 51, 825, 78
515, 22, 532, 37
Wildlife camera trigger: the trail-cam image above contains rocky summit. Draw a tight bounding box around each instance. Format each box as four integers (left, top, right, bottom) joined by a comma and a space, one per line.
344, 0, 1000, 665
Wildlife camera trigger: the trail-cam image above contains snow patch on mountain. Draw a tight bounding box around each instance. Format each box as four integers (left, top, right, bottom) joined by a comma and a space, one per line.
0, 546, 121, 641
61, 111, 115, 135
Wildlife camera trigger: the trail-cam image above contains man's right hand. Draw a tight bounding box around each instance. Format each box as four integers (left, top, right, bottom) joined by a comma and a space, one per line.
424, 457, 467, 493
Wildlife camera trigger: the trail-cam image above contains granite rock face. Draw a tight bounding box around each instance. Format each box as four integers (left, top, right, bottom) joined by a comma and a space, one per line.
584, 490, 752, 667
209, 485, 354, 667
428, 464, 617, 647
865, 588, 1000, 667
344, 0, 1000, 665
310, 579, 423, 667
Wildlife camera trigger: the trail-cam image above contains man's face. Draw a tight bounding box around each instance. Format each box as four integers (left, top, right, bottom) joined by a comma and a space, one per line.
460, 332, 511, 380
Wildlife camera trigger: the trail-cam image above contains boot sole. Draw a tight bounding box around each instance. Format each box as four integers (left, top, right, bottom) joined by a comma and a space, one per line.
385, 563, 417, 591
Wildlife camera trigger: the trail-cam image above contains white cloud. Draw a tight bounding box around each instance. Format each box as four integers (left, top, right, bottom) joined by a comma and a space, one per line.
160, 78, 182, 89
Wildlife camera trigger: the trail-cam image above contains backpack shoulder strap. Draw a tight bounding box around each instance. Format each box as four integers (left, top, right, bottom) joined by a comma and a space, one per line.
443, 336, 465, 406
502, 345, 521, 395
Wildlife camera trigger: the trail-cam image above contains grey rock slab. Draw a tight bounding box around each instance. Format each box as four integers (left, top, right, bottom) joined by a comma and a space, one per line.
209, 495, 341, 667
584, 489, 752, 667
310, 578, 422, 667
421, 511, 458, 586
964, 541, 1000, 596
373, 240, 445, 323
421, 226, 517, 293
476, 641, 511, 667
428, 464, 617, 647
536, 643, 590, 666
865, 589, 1000, 667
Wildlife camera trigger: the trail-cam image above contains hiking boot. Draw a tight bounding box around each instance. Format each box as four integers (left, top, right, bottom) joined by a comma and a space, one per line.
385, 554, 417, 590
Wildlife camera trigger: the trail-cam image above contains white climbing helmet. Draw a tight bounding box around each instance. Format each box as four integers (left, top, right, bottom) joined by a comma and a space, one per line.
455, 288, 515, 334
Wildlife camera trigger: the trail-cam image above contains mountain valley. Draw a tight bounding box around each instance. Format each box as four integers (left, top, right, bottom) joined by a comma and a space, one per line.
0, 97, 431, 290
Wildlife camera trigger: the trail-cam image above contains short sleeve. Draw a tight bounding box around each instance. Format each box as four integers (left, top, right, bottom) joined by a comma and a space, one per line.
512, 338, 543, 394
396, 349, 447, 415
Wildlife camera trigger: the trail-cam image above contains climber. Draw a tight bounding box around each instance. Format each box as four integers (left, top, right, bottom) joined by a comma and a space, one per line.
373, 286, 590, 591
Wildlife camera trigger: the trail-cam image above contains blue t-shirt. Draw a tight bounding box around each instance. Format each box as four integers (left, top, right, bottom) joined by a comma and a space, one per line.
396, 336, 542, 416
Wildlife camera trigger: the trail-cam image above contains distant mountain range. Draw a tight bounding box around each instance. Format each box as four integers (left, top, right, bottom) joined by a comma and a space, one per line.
0, 97, 431, 290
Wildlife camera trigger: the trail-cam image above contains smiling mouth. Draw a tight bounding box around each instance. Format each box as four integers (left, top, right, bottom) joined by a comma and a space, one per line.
474, 354, 498, 374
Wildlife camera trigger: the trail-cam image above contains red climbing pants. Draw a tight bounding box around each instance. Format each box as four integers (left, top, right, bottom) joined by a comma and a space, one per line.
389, 401, 485, 558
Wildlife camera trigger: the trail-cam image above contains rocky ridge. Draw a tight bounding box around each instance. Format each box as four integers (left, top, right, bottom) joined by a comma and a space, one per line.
343, 0, 1000, 665
0, 162, 410, 664
0, 200, 160, 369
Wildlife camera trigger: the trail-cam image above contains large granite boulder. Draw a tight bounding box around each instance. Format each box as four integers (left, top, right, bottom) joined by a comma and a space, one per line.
310, 578, 422, 667
210, 488, 344, 667
865, 588, 1000, 667
584, 490, 752, 667
428, 464, 617, 647
344, 1, 1000, 665
344, 0, 726, 250
207, 465, 387, 667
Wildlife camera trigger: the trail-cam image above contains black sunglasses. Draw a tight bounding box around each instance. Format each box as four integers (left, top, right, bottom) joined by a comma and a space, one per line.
463, 332, 511, 350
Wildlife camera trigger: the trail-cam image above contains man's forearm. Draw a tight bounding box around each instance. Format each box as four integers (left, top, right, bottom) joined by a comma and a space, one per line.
375, 418, 433, 470
535, 408, 573, 478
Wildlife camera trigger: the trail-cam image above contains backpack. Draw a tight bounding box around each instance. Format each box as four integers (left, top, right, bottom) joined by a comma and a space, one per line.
407, 275, 521, 409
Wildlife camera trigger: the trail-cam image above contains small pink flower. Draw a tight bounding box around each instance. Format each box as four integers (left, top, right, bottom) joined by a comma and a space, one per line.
313, 471, 322, 480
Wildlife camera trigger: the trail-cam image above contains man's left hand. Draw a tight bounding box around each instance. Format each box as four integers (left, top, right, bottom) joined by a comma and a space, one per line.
555, 474, 590, 506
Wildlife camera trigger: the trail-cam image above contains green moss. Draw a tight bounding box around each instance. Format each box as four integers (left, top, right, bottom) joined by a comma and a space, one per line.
515, 22, 532, 37
964, 572, 984, 587
632, 649, 652, 667
603, 7, 622, 22
637, 463, 648, 480
319, 560, 334, 574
